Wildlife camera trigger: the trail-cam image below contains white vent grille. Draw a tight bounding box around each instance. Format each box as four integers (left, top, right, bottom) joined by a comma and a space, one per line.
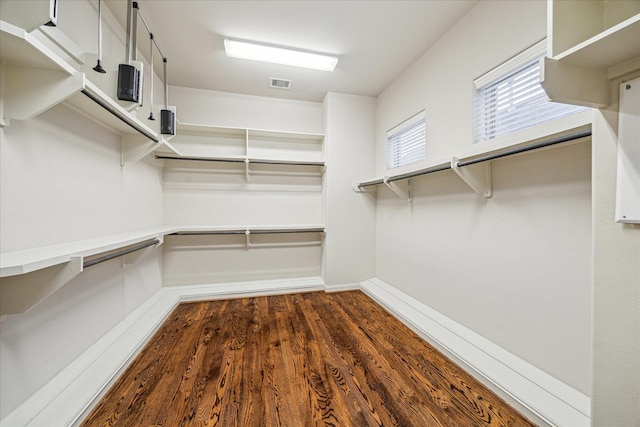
269, 77, 292, 90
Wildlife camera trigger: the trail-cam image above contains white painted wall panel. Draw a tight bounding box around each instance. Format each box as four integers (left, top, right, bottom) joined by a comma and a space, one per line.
374, 0, 593, 395
322, 93, 376, 286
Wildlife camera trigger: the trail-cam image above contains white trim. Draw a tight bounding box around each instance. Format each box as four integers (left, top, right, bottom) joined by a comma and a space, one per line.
474, 39, 546, 89
360, 278, 590, 427
1, 277, 325, 427
324, 282, 361, 293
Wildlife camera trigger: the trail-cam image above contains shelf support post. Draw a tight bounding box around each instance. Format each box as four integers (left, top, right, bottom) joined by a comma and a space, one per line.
384, 177, 412, 202
451, 157, 492, 198
244, 158, 251, 182
245, 229, 251, 249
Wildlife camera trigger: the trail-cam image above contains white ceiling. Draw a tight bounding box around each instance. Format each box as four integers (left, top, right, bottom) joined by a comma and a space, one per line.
106, 0, 478, 102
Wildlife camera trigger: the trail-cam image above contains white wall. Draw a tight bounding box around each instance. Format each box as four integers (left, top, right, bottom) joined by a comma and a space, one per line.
0, 0, 165, 418
591, 77, 640, 426
322, 93, 376, 286
374, 0, 592, 396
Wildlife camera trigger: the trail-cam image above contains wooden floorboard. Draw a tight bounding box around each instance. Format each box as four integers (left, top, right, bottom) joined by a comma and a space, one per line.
81, 291, 536, 426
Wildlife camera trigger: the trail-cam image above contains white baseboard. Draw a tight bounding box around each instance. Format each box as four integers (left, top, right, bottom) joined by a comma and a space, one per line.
324, 282, 361, 292
1, 276, 325, 427
360, 278, 590, 427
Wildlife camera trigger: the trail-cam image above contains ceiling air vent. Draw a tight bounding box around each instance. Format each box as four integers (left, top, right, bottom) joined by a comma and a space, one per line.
269, 77, 292, 90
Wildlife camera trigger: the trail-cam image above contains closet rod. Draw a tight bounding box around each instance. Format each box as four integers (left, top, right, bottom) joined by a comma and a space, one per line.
387, 164, 451, 183
155, 155, 324, 167
171, 228, 325, 236
80, 89, 160, 142
457, 129, 592, 167
83, 238, 160, 268
358, 178, 384, 188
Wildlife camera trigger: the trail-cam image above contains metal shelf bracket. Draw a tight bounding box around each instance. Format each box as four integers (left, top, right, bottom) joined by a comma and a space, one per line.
384, 177, 412, 202
451, 157, 492, 198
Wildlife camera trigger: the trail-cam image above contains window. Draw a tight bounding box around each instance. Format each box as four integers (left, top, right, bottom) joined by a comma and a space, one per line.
473, 40, 587, 144
387, 111, 426, 169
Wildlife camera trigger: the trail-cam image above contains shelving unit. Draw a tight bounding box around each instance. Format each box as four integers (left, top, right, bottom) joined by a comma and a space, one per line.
0, 224, 326, 315
156, 122, 326, 181
0, 20, 178, 162
355, 113, 593, 201
541, 0, 640, 107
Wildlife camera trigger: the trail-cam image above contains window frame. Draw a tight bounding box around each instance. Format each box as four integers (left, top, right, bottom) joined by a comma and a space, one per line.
386, 110, 426, 170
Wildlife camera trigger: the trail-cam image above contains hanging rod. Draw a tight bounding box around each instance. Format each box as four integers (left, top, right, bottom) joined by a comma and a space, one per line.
457, 129, 591, 167
170, 227, 325, 236
81, 89, 160, 142
358, 128, 592, 188
387, 164, 451, 183
358, 178, 385, 188
154, 154, 324, 167
83, 238, 160, 268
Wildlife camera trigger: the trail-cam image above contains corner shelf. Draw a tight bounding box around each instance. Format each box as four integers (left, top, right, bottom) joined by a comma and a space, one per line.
157, 122, 326, 181
542, 1, 640, 107
0, 224, 325, 315
0, 20, 170, 162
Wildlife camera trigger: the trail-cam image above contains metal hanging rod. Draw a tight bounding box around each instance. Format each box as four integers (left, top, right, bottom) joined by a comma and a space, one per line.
457, 129, 592, 168
80, 89, 160, 142
387, 164, 451, 183
359, 129, 592, 188
83, 238, 160, 268
154, 154, 324, 167
136, 5, 166, 60
171, 228, 325, 236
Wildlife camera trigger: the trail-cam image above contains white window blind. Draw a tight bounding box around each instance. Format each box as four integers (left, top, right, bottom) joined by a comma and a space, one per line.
387, 111, 426, 169
473, 40, 587, 144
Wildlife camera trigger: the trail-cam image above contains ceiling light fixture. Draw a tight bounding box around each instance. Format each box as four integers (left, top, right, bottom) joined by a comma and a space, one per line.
224, 39, 338, 72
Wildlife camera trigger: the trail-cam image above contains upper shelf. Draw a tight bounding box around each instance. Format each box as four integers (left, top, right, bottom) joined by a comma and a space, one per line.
543, 1, 640, 107
0, 20, 164, 149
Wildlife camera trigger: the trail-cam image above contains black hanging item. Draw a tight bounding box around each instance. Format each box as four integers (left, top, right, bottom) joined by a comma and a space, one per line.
44, 0, 58, 26
93, 0, 106, 73
117, 0, 141, 102
148, 33, 155, 120
160, 58, 175, 135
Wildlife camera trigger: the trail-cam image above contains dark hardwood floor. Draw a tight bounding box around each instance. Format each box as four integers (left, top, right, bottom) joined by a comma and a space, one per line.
81, 291, 536, 426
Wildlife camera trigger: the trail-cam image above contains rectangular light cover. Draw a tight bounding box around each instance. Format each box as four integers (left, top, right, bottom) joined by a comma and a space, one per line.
224, 39, 337, 72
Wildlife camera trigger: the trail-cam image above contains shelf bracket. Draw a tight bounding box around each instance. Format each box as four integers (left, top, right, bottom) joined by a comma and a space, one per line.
245, 158, 251, 182
451, 157, 492, 198
384, 177, 412, 202
2, 64, 84, 122
245, 229, 251, 249
0, 256, 83, 315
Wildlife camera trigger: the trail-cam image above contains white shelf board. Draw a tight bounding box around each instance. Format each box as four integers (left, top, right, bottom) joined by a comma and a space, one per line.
553, 14, 640, 69
0, 225, 326, 278
0, 20, 75, 75
176, 122, 246, 137
170, 224, 326, 234
249, 128, 325, 143
66, 79, 160, 142
0, 227, 176, 278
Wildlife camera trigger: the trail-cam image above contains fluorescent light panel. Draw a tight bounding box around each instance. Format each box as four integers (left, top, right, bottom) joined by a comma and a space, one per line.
224, 39, 337, 72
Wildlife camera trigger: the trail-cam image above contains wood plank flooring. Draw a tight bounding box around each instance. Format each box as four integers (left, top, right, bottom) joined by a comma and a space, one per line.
81, 291, 536, 426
